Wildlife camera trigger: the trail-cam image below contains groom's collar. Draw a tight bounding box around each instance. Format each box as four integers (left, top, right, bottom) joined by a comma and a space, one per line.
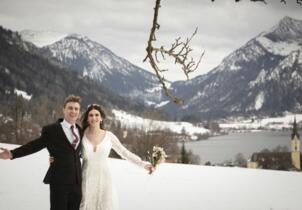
61, 119, 76, 129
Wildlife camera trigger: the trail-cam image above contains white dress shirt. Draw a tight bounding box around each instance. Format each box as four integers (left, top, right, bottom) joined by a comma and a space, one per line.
61, 119, 80, 149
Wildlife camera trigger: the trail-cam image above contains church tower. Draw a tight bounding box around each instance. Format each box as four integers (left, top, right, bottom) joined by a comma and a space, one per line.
291, 117, 300, 170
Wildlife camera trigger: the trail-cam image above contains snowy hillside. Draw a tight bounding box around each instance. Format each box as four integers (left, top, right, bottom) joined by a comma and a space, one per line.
112, 109, 209, 140
0, 143, 301, 210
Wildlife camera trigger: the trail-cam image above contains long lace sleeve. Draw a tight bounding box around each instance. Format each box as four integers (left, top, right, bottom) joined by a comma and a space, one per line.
110, 132, 148, 168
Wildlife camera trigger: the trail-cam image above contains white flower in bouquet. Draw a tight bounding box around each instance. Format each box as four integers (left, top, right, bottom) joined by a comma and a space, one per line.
149, 146, 167, 172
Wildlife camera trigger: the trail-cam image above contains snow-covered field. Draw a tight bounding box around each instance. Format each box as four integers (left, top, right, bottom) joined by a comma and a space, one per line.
112, 110, 302, 139
220, 113, 302, 131
112, 109, 210, 140
0, 143, 301, 210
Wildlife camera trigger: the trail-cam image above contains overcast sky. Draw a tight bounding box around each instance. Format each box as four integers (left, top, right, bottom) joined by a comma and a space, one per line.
0, 0, 301, 81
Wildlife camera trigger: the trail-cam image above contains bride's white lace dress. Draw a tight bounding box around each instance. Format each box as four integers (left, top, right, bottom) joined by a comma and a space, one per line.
79, 131, 148, 210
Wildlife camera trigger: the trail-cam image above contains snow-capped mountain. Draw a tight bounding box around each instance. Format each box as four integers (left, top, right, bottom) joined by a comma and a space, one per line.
0, 25, 150, 122
160, 16, 302, 120
19, 16, 302, 121
20, 32, 165, 105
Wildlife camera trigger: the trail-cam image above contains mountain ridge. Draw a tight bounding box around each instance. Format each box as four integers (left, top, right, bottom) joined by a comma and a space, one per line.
21, 32, 167, 105
0, 26, 153, 123
160, 16, 302, 121
18, 16, 302, 121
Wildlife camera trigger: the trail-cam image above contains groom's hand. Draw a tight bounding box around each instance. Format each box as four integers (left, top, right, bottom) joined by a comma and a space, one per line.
49, 156, 54, 164
0, 148, 12, 160
144, 164, 155, 174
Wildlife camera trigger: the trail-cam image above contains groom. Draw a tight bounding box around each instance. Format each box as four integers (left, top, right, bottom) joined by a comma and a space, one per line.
0, 95, 83, 210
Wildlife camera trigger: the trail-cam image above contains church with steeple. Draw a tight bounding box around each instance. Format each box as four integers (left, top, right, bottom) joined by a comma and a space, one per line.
248, 117, 301, 171
291, 117, 300, 170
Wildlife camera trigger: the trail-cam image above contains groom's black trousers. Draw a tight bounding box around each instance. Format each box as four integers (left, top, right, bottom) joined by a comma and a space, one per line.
50, 184, 82, 210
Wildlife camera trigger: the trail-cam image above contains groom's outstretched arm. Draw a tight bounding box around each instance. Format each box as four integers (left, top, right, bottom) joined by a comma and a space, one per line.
10, 127, 48, 159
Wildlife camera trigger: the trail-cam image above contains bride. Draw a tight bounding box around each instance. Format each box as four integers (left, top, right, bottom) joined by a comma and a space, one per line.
79, 104, 154, 210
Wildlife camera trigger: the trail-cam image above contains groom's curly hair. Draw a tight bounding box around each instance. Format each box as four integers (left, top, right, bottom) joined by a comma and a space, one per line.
81, 104, 106, 131
63, 95, 81, 108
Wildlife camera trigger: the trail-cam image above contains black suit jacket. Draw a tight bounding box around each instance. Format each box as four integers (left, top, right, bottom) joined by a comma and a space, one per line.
11, 119, 83, 185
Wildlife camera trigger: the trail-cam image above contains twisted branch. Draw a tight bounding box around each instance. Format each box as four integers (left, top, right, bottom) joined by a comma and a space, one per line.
144, 0, 203, 104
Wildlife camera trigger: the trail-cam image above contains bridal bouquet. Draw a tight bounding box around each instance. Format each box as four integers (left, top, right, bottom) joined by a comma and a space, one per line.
148, 146, 167, 174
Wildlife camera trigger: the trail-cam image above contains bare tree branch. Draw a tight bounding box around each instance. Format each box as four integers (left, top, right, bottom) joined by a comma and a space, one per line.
152, 28, 204, 80
144, 0, 203, 104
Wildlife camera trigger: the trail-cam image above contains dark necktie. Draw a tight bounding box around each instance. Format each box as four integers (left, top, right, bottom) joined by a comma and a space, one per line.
70, 125, 79, 149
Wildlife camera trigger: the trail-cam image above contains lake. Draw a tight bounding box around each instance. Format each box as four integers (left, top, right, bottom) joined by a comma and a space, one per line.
185, 130, 297, 164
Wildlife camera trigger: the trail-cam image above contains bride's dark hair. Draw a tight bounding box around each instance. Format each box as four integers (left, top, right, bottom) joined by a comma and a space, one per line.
81, 104, 106, 131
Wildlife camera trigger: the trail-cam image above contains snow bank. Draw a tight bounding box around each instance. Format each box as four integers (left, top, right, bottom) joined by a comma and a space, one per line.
0, 143, 301, 210
14, 88, 32, 100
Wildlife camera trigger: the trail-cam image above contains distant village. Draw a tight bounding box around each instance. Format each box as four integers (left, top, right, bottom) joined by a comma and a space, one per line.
246, 118, 301, 171
202, 118, 302, 171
